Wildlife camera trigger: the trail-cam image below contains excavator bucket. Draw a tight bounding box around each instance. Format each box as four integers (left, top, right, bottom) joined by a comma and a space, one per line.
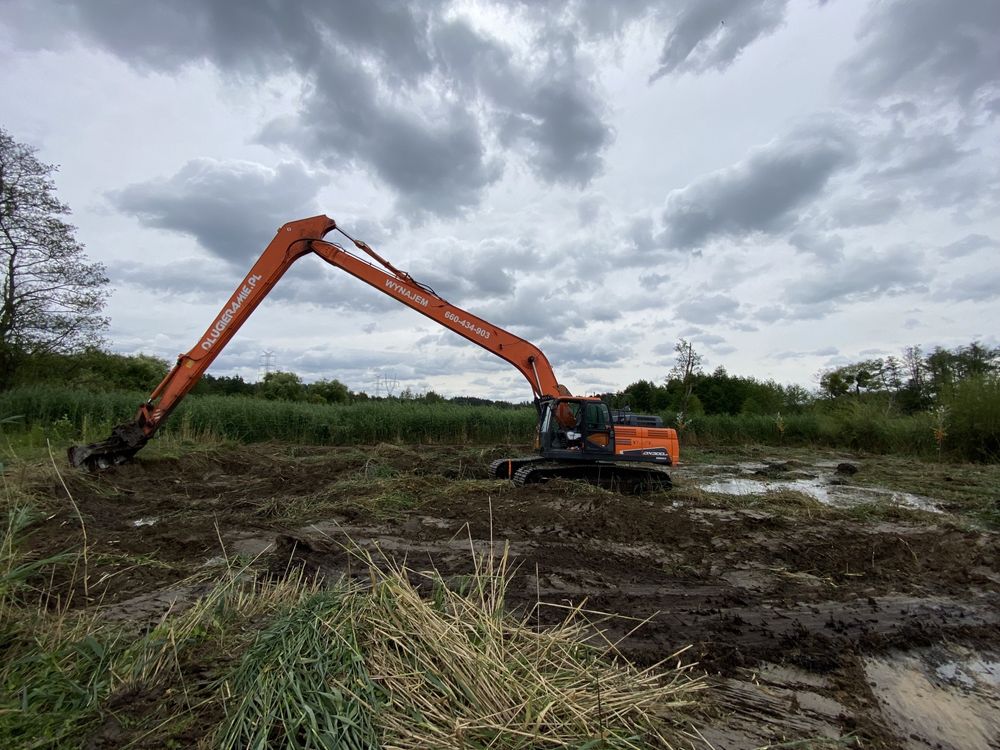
67, 421, 149, 471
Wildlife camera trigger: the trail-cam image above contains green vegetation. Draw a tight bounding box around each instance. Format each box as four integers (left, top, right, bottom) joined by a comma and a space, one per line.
1, 330, 997, 464
0, 385, 537, 448
608, 339, 1000, 463
1, 378, 998, 462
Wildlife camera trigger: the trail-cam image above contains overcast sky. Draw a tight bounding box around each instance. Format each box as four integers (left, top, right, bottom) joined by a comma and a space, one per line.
2, 0, 998, 401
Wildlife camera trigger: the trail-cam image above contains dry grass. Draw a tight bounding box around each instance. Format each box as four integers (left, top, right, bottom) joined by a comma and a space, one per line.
215, 542, 708, 750
364, 545, 706, 749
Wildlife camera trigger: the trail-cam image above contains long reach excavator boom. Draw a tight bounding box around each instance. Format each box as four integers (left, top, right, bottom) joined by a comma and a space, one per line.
70, 216, 677, 492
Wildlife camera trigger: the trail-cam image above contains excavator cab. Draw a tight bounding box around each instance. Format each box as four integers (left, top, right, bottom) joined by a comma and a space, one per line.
538, 398, 614, 457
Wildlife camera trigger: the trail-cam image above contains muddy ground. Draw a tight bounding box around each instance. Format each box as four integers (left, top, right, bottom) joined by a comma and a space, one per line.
27, 442, 1000, 749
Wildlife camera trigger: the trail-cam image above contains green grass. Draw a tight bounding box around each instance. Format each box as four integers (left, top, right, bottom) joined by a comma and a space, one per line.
217, 587, 380, 750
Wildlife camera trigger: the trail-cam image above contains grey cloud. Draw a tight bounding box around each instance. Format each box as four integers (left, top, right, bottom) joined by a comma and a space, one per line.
624, 215, 660, 256
25, 1, 622, 212
562, 0, 658, 37
661, 119, 858, 250
856, 117, 997, 215
536, 339, 631, 369
434, 19, 612, 186
110, 159, 324, 264
829, 195, 902, 228
41, 0, 433, 81
508, 0, 788, 81
283, 348, 467, 385
691, 332, 735, 354
477, 280, 591, 339
651, 0, 790, 79
871, 132, 972, 182
770, 346, 840, 361
675, 294, 740, 324
787, 246, 928, 306
597, 214, 671, 269
113, 252, 404, 316
639, 272, 670, 290
408, 237, 543, 303
654, 329, 729, 352
753, 305, 787, 323
8, 1, 795, 214
259, 48, 501, 218
938, 268, 1000, 302
695, 334, 728, 347
576, 194, 606, 226
839, 0, 1000, 110
788, 230, 844, 261
940, 234, 998, 258
502, 73, 611, 185
113, 257, 233, 298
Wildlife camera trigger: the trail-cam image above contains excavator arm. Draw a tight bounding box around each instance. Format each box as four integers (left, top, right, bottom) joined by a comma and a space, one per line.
69, 215, 568, 469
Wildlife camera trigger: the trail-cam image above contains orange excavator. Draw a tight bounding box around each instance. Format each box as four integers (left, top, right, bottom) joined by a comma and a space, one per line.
69, 216, 678, 491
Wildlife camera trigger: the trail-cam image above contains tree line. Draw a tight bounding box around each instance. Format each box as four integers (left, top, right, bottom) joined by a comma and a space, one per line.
817, 343, 999, 412
608, 339, 998, 419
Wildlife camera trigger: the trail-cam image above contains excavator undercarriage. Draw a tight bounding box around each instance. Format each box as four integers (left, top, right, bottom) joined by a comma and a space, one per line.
490, 456, 672, 493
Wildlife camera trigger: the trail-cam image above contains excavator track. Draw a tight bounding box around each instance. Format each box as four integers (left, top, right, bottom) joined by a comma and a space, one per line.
512, 462, 671, 494
489, 456, 546, 479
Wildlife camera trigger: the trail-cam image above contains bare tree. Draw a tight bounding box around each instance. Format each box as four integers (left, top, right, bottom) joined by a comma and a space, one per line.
0, 128, 109, 387
670, 338, 703, 414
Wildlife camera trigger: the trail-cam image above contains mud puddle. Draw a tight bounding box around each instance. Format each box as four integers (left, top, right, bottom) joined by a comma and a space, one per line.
681, 458, 940, 511
864, 645, 1000, 749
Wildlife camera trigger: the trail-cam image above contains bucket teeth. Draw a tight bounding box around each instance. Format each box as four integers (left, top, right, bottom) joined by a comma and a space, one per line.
67, 422, 148, 471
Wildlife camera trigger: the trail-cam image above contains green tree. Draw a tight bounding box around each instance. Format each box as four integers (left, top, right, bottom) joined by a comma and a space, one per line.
781, 384, 812, 412
259, 371, 306, 401
193, 373, 255, 397
955, 341, 999, 379
0, 128, 110, 388
308, 378, 350, 404
819, 369, 851, 399
620, 380, 656, 412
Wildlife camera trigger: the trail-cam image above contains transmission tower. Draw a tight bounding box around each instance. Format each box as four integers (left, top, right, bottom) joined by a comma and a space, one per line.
375, 372, 399, 398
258, 350, 276, 381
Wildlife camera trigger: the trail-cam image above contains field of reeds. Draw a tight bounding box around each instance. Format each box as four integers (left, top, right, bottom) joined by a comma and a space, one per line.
0, 386, 537, 448
1, 380, 997, 461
